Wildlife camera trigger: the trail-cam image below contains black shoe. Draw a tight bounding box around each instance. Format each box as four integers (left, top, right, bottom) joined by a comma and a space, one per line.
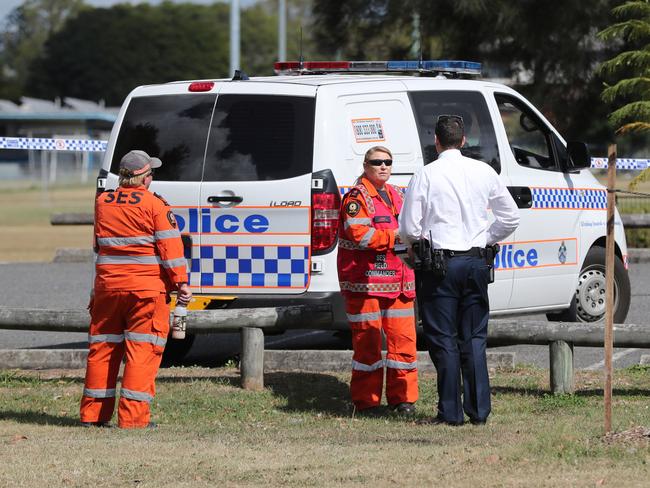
81, 421, 112, 428
469, 418, 487, 425
354, 406, 384, 418
389, 402, 416, 417
417, 416, 463, 426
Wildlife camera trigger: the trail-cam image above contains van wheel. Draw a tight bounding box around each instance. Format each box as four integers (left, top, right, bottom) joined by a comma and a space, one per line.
546, 247, 631, 323
162, 333, 196, 366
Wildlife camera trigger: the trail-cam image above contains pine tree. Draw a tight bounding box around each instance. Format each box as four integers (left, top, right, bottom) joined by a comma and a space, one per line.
599, 0, 650, 189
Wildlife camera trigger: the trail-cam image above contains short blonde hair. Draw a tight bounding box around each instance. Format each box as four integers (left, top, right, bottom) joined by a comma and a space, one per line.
118, 168, 150, 187
364, 145, 393, 162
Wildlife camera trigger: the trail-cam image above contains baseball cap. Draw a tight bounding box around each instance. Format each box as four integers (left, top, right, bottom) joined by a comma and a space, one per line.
119, 150, 162, 176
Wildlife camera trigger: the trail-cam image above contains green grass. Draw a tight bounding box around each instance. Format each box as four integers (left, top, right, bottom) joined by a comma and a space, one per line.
1, 366, 649, 487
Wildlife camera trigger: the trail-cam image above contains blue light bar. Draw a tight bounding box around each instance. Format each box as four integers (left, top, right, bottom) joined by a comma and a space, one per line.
387, 60, 482, 75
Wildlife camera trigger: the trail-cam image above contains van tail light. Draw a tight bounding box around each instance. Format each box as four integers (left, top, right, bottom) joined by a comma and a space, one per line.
188, 82, 214, 92
311, 169, 340, 255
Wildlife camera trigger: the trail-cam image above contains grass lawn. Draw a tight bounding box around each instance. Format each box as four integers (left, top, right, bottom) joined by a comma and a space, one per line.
1, 366, 650, 487
0, 184, 94, 262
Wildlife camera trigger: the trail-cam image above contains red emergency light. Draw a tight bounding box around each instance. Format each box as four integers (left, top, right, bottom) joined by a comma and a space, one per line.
188, 82, 215, 92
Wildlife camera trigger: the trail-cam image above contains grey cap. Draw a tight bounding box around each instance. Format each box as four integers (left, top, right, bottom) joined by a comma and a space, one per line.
119, 150, 162, 176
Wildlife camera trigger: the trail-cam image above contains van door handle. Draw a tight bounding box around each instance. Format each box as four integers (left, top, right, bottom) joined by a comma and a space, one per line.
507, 186, 533, 209
207, 195, 243, 204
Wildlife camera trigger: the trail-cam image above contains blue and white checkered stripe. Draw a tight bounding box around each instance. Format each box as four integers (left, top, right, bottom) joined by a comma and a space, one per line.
0, 137, 107, 152
532, 188, 607, 209
189, 245, 309, 288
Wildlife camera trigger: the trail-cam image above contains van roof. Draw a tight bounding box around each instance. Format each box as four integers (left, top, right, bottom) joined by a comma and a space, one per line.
164, 74, 509, 90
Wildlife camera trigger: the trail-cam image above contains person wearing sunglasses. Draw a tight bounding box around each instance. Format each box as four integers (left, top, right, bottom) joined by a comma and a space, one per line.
399, 115, 519, 426
337, 146, 418, 417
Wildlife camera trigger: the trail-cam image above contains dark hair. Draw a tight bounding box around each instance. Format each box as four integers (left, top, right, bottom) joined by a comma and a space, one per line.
435, 115, 464, 149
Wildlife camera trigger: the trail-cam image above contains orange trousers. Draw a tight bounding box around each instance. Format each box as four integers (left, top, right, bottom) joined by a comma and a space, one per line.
345, 294, 418, 410
80, 290, 169, 428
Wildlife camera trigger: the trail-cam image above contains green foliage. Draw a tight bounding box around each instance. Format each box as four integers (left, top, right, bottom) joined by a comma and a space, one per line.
599, 0, 650, 186
535, 393, 587, 412
0, 0, 86, 100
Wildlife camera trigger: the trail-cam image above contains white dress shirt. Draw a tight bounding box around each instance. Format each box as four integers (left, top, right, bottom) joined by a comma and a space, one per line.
398, 149, 520, 249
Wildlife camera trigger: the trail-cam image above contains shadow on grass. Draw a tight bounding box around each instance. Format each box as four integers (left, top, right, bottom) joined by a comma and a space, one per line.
264, 371, 351, 416
0, 410, 78, 426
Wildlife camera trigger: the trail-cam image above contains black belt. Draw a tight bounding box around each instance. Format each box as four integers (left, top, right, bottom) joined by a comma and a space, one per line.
443, 247, 484, 258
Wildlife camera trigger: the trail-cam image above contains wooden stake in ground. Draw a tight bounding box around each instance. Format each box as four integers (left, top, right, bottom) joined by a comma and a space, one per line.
604, 144, 617, 434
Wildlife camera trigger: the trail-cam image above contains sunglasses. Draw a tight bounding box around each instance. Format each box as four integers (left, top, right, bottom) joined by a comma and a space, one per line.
437, 114, 464, 128
366, 159, 393, 167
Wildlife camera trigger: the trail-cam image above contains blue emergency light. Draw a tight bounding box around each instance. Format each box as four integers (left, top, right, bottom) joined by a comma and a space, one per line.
273, 60, 482, 77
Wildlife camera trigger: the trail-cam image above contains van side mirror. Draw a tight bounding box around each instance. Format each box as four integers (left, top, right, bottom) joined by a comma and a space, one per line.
566, 141, 590, 170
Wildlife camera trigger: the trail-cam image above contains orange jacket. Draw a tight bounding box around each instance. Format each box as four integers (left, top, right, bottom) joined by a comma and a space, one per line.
337, 177, 415, 299
94, 186, 188, 293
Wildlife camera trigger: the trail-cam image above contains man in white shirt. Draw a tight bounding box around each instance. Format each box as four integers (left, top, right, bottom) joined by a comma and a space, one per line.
399, 115, 519, 425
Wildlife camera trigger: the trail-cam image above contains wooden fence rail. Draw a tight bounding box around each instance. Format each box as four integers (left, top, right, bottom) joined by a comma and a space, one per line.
1, 306, 648, 393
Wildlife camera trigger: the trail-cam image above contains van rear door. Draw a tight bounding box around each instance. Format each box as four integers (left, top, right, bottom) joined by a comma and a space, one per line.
197, 83, 317, 294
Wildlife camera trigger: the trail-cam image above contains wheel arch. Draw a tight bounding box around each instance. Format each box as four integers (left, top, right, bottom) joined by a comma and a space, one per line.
586, 237, 623, 263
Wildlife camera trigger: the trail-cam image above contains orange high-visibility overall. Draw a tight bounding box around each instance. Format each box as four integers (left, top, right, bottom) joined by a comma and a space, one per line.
80, 186, 187, 428
337, 177, 418, 410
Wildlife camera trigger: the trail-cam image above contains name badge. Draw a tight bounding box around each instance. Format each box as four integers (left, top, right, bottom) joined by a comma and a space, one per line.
373, 216, 392, 223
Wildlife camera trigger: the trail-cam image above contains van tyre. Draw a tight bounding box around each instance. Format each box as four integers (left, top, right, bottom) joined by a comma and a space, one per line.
546, 246, 631, 323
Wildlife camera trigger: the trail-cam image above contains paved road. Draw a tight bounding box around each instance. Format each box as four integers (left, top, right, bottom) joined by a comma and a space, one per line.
0, 261, 649, 369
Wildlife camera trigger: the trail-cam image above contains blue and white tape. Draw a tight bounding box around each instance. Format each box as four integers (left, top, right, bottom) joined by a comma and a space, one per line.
590, 157, 649, 170
0, 136, 107, 152
1, 137, 650, 170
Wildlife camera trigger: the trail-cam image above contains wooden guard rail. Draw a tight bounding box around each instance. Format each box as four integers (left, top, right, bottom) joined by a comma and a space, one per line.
2, 306, 649, 393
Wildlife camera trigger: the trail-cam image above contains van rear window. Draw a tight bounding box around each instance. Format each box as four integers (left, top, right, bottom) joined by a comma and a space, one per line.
203, 94, 315, 181
110, 94, 216, 181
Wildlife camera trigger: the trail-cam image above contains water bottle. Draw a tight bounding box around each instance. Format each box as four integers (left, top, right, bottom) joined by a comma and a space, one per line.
171, 302, 187, 340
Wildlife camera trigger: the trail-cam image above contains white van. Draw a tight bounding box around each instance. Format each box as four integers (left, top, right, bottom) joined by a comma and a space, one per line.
97, 60, 631, 336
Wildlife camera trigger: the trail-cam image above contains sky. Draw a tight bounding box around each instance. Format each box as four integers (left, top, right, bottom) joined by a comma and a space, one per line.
0, 0, 257, 25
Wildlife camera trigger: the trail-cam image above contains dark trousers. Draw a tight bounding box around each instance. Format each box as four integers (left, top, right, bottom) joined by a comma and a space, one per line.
419, 255, 491, 424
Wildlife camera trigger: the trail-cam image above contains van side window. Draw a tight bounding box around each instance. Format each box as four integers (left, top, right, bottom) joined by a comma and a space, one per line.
495, 93, 558, 171
203, 95, 315, 182
409, 90, 501, 173
110, 94, 216, 181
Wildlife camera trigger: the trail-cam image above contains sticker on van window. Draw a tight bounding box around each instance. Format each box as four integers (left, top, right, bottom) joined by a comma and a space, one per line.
352, 118, 386, 143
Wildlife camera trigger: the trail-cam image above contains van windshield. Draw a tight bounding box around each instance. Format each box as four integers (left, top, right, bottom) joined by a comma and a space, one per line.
110, 94, 216, 181
203, 94, 315, 182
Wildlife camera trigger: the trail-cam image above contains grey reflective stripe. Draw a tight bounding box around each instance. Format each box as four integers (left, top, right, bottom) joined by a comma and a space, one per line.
155, 229, 181, 240
352, 359, 384, 372
88, 333, 124, 344
83, 388, 116, 398
121, 388, 153, 403
344, 217, 372, 230
96, 255, 161, 265
161, 257, 187, 269
385, 359, 418, 370
346, 311, 381, 323
97, 236, 154, 247
125, 331, 167, 348
381, 308, 415, 318
358, 228, 375, 249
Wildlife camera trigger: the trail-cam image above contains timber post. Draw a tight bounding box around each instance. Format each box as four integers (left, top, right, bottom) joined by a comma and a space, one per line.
549, 340, 574, 394
240, 327, 264, 391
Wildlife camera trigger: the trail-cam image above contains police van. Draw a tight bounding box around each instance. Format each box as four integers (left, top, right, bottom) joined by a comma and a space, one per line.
97, 60, 631, 337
